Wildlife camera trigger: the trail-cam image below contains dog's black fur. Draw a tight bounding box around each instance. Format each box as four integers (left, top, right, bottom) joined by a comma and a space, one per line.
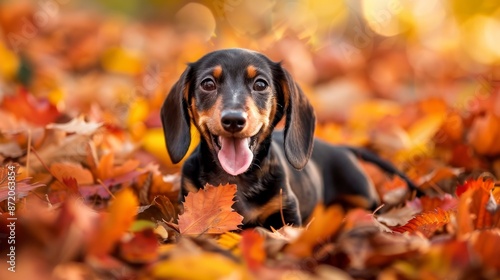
161, 49, 418, 229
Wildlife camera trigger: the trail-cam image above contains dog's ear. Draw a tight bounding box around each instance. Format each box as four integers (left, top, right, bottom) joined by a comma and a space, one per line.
161, 67, 192, 164
276, 65, 316, 170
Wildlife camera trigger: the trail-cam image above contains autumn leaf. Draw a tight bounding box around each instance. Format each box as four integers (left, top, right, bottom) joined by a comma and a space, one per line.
178, 183, 243, 235
119, 228, 159, 264
50, 162, 94, 185
149, 252, 251, 280
46, 116, 103, 135
1, 88, 60, 126
88, 188, 139, 256
217, 232, 242, 255
0, 165, 44, 202
392, 208, 452, 238
455, 178, 493, 197
241, 230, 266, 271
418, 194, 457, 212
471, 229, 500, 269
467, 112, 500, 155
285, 204, 343, 258
96, 152, 140, 181
456, 179, 500, 237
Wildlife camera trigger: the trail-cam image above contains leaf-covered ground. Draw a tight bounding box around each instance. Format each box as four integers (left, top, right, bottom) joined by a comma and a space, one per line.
1, 1, 500, 279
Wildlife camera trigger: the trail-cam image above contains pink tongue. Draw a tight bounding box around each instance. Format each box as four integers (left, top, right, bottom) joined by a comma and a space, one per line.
217, 137, 253, 176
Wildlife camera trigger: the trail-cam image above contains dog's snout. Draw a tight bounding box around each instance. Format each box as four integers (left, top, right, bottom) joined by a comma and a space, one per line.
221, 110, 246, 133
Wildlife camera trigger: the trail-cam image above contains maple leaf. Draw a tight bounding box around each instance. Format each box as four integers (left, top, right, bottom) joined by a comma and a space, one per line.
392, 208, 452, 238
178, 183, 243, 235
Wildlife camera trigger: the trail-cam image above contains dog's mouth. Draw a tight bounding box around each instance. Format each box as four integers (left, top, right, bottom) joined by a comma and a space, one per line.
211, 133, 258, 176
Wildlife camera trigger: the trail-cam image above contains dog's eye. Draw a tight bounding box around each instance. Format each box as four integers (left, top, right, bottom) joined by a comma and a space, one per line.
200, 79, 216, 91
253, 79, 268, 91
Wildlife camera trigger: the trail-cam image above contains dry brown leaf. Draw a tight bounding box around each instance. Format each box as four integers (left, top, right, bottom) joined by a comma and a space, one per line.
178, 183, 243, 235
376, 204, 420, 227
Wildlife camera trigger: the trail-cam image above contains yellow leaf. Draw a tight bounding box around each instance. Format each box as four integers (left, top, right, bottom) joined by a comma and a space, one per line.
217, 232, 242, 255
127, 98, 149, 127
0, 43, 19, 80
395, 113, 446, 163
149, 253, 251, 280
101, 47, 144, 75
142, 127, 199, 167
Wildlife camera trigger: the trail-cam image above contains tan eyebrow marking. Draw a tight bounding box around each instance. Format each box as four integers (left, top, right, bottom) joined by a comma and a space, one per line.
246, 65, 257, 79
213, 65, 222, 79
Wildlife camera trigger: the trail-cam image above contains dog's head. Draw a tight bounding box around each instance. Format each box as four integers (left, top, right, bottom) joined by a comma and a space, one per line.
161, 49, 315, 176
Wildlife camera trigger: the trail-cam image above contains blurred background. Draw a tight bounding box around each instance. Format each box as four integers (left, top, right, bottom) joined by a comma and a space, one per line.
1, 0, 500, 176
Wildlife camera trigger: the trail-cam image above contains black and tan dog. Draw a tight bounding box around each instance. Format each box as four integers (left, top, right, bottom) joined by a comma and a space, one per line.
161, 49, 418, 229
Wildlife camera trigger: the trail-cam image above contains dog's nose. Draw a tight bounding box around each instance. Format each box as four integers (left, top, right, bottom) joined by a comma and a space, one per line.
221, 110, 246, 133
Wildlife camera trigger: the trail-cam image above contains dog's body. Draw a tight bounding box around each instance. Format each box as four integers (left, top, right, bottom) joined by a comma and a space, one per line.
161, 49, 417, 229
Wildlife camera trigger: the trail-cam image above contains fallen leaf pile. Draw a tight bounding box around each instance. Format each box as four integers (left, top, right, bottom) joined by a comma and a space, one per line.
2, 0, 500, 279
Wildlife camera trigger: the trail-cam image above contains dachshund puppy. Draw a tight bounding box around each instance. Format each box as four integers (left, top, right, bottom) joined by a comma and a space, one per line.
161, 49, 417, 229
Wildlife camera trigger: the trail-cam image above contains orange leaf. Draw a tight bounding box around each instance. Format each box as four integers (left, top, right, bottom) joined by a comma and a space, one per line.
457, 179, 500, 237
119, 228, 159, 264
419, 195, 457, 212
241, 230, 266, 271
88, 188, 138, 256
1, 88, 59, 126
50, 162, 94, 185
178, 183, 243, 235
285, 204, 343, 258
392, 208, 451, 238
455, 178, 493, 197
467, 112, 500, 155
96, 153, 140, 181
472, 229, 500, 269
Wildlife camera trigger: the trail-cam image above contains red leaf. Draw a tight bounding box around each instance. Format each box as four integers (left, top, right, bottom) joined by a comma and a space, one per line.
241, 230, 266, 271
392, 208, 452, 238
1, 88, 59, 126
119, 228, 159, 264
